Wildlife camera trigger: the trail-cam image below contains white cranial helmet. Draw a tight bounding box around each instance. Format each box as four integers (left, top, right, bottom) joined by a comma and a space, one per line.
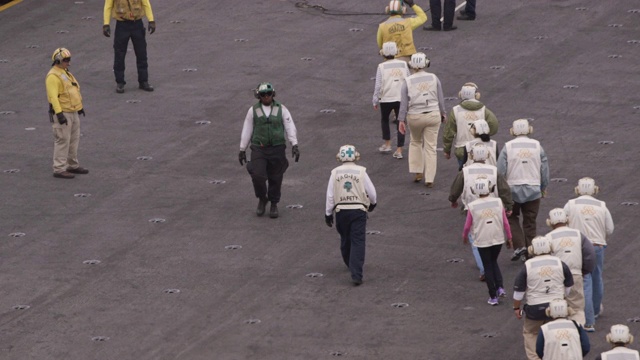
409, 52, 429, 69
510, 119, 532, 136
528, 235, 552, 256
381, 41, 398, 57
471, 119, 490, 136
471, 143, 489, 162
547, 208, 568, 227
471, 177, 492, 196
607, 325, 634, 345
336, 144, 360, 162
575, 177, 599, 196
546, 298, 569, 319
459, 82, 480, 100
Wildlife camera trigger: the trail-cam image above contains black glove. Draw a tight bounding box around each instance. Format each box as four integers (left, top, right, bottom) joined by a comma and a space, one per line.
292, 145, 300, 162
238, 151, 247, 166
56, 113, 67, 126
404, 0, 415, 7
368, 203, 377, 212
148, 21, 156, 34
325, 214, 333, 228
103, 24, 111, 37
78, 109, 85, 117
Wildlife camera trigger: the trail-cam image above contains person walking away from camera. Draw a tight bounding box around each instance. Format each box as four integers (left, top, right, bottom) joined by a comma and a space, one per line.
497, 119, 549, 262
462, 178, 512, 305
536, 298, 590, 360
398, 52, 445, 187
595, 325, 639, 360
564, 177, 614, 332
373, 41, 411, 159
545, 208, 596, 326
513, 235, 574, 360
463, 119, 498, 167
325, 145, 377, 286
442, 82, 498, 170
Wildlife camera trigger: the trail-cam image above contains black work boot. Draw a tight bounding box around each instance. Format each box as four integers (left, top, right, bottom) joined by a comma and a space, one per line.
269, 203, 279, 219
256, 197, 268, 216
116, 83, 125, 93
139, 82, 154, 92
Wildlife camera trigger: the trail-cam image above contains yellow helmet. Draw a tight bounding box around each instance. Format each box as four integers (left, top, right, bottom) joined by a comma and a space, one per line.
51, 48, 71, 64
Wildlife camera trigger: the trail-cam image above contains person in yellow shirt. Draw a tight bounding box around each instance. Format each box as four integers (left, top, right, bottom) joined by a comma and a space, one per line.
103, 0, 155, 93
377, 0, 427, 62
45, 48, 89, 179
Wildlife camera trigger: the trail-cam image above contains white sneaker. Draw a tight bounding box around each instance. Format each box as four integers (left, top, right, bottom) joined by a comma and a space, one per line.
392, 152, 403, 159
378, 145, 392, 153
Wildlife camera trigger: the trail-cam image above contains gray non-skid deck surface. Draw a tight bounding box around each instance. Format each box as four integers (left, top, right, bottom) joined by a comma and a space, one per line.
1, 0, 639, 359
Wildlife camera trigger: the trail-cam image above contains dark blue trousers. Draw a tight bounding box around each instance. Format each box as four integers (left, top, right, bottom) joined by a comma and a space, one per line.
335, 209, 367, 281
113, 19, 149, 84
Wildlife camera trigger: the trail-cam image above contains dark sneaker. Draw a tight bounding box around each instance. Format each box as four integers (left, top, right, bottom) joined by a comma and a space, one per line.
353, 279, 363, 286
67, 167, 89, 174
269, 204, 279, 219
256, 197, 268, 217
423, 25, 441, 31
139, 82, 154, 92
116, 83, 125, 93
53, 171, 75, 179
443, 26, 458, 31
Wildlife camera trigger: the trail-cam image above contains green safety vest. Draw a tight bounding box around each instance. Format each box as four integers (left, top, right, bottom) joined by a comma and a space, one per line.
251, 101, 286, 146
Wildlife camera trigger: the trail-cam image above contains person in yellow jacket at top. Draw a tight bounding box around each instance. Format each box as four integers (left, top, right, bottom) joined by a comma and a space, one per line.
103, 0, 155, 94
377, 0, 427, 62
45, 48, 89, 179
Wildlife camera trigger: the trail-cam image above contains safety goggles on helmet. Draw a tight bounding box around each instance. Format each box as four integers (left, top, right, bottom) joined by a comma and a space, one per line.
258, 92, 273, 97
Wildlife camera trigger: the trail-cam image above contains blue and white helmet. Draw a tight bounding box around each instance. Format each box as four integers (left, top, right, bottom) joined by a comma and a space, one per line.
337, 145, 360, 162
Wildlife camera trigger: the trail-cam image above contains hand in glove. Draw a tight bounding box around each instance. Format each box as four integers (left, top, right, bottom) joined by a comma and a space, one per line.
56, 113, 67, 126
148, 21, 156, 34
368, 203, 377, 212
238, 151, 247, 166
78, 109, 86, 117
292, 145, 300, 162
325, 214, 333, 228
103, 25, 111, 37
404, 0, 415, 7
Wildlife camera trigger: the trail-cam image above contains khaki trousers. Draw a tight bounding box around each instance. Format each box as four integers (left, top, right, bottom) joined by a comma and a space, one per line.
407, 111, 441, 183
52, 111, 81, 173
523, 317, 546, 360
567, 274, 586, 325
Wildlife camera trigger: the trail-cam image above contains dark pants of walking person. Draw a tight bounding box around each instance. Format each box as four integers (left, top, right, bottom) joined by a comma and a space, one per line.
380, 102, 405, 147
429, 0, 456, 29
336, 210, 367, 282
114, 19, 148, 85
463, 0, 476, 18
478, 244, 503, 298
247, 144, 289, 204
509, 199, 541, 250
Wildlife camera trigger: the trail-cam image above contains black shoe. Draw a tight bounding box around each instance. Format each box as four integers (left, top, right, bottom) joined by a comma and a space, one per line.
256, 197, 268, 217
511, 247, 527, 261
139, 82, 154, 92
269, 204, 279, 219
459, 9, 467, 16
353, 279, 363, 286
53, 171, 75, 179
423, 25, 441, 31
457, 14, 475, 20
67, 167, 89, 174
443, 26, 458, 31
116, 83, 125, 93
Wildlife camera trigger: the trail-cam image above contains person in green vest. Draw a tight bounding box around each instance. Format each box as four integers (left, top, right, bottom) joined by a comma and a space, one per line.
239, 83, 300, 219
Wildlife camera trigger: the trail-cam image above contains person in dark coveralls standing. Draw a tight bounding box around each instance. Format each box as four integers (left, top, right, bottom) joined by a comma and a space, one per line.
239, 82, 300, 219
325, 145, 377, 286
